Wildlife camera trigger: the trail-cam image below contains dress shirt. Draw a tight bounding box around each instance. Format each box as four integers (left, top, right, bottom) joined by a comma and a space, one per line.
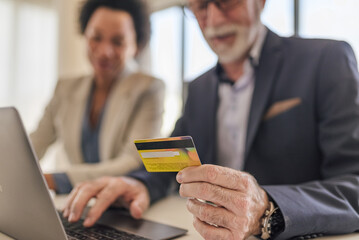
216, 24, 267, 170
53, 84, 107, 194
81, 83, 106, 165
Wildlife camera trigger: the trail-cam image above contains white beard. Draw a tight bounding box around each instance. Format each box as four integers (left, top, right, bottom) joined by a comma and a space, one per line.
204, 22, 260, 64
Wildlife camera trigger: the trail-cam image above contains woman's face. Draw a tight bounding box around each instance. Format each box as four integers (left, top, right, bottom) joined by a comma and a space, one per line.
85, 7, 137, 81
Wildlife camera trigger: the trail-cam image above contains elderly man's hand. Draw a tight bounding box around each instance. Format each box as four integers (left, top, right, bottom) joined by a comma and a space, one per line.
62, 176, 150, 227
176, 164, 269, 240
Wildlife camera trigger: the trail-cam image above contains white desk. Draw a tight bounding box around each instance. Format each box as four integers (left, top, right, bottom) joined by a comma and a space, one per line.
1, 194, 358, 240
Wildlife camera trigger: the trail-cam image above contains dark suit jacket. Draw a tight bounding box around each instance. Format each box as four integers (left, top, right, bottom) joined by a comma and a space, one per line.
131, 30, 359, 239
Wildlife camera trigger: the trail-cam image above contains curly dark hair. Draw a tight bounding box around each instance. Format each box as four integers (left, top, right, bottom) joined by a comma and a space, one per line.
79, 0, 150, 51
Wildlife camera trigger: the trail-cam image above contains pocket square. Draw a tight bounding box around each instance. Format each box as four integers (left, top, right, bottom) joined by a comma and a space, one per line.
263, 98, 302, 121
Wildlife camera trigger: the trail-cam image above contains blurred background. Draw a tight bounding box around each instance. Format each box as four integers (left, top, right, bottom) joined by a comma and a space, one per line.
0, 0, 358, 137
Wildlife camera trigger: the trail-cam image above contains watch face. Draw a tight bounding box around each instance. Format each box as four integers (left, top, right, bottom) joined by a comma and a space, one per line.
260, 201, 276, 239
268, 203, 285, 238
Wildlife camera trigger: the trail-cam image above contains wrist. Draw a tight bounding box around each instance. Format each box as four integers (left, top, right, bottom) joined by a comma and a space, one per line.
258, 199, 285, 239
44, 173, 57, 191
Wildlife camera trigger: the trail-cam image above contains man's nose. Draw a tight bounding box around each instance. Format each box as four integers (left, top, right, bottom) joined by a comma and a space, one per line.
206, 2, 228, 27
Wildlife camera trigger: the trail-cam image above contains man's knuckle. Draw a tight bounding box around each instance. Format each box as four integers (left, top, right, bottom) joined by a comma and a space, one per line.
232, 216, 242, 230
212, 186, 228, 205
205, 165, 219, 182
198, 205, 209, 220
199, 183, 210, 196
234, 196, 249, 210
216, 212, 229, 228
242, 197, 250, 209
241, 175, 250, 190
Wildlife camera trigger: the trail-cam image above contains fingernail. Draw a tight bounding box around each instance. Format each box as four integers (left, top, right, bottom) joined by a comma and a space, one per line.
176, 172, 182, 183
130, 202, 142, 219
83, 217, 92, 226
69, 213, 75, 222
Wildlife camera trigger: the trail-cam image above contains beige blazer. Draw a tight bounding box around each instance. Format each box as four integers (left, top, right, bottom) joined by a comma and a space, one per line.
30, 64, 164, 185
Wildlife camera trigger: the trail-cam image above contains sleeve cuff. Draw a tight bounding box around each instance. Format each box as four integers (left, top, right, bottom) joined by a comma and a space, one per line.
52, 172, 73, 194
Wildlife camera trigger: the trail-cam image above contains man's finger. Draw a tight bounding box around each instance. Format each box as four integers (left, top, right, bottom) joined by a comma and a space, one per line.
180, 182, 249, 215
177, 164, 251, 191
186, 198, 240, 230
193, 217, 233, 240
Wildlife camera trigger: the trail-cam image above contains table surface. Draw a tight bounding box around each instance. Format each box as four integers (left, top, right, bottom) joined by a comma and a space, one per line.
1, 194, 358, 240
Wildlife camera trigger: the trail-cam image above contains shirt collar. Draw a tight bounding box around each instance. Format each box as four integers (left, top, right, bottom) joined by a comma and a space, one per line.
249, 23, 267, 67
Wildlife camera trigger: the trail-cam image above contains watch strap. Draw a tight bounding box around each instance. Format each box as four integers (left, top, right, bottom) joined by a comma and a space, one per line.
259, 200, 285, 239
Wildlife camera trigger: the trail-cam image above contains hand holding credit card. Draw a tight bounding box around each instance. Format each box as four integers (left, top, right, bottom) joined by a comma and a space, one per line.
134, 136, 201, 172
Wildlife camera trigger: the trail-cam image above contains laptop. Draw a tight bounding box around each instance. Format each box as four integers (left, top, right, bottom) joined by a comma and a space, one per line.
0, 107, 187, 240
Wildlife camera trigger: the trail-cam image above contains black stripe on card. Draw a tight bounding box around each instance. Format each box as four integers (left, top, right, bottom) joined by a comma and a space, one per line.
135, 139, 194, 150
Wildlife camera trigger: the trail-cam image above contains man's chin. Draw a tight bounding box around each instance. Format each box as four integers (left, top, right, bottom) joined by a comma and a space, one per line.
212, 43, 249, 64
215, 51, 244, 64
218, 55, 240, 64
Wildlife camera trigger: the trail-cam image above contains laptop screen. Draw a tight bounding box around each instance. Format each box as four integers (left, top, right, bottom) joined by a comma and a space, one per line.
0, 107, 187, 240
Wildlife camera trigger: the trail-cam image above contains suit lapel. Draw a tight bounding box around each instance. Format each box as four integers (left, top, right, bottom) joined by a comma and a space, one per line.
203, 68, 219, 165
100, 63, 138, 160
245, 31, 284, 160
63, 76, 93, 164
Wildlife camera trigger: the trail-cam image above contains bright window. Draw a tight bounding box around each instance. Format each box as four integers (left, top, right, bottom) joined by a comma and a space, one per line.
300, 0, 359, 65
261, 0, 294, 37
150, 7, 183, 136
183, 15, 217, 81
0, 0, 58, 131
0, 0, 14, 104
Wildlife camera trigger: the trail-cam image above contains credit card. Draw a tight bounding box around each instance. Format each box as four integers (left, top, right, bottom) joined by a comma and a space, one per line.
134, 136, 201, 172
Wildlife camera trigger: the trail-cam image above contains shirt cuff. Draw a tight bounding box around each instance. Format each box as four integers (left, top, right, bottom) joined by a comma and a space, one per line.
52, 173, 73, 194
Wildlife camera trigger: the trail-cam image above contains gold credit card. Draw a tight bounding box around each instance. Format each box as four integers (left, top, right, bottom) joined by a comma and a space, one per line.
134, 136, 201, 172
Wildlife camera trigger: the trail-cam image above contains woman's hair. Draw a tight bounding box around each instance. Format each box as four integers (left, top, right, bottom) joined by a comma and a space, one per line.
79, 0, 150, 51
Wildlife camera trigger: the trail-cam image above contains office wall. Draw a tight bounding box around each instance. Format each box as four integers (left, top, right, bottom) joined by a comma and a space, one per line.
56, 0, 91, 78
0, 0, 58, 131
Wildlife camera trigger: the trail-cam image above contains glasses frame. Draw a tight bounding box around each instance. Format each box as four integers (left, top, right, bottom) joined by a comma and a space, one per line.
186, 0, 244, 19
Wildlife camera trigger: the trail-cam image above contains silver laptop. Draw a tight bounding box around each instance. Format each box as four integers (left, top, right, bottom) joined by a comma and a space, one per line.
0, 107, 187, 240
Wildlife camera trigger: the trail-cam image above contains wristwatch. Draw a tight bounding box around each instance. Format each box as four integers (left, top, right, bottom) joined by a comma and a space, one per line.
259, 201, 285, 239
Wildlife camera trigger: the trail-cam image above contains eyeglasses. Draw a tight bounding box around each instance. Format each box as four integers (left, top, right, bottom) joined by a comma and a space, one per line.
186, 0, 244, 19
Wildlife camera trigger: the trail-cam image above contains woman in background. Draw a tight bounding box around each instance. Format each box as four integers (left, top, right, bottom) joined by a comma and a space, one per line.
31, 0, 164, 193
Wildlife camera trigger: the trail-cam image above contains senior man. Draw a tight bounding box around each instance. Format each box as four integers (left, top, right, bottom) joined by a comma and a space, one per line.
63, 0, 359, 239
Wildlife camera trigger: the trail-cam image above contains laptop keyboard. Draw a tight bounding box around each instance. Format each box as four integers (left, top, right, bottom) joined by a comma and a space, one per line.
59, 213, 150, 240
